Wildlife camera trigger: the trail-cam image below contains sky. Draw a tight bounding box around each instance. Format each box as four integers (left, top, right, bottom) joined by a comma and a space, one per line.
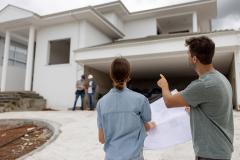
0, 0, 239, 30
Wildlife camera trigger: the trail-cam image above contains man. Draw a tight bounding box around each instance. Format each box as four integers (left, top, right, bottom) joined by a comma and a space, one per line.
157, 36, 234, 160
72, 75, 87, 111
87, 74, 96, 111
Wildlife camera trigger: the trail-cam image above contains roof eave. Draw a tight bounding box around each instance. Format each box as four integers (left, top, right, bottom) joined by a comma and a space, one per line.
74, 30, 240, 52
38, 7, 124, 39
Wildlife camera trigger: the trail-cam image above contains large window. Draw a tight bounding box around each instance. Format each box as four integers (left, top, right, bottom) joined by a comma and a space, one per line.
0, 38, 27, 67
9, 41, 27, 67
48, 39, 70, 65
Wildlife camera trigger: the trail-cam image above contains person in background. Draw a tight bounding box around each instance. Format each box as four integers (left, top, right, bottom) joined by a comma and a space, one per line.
87, 74, 96, 111
72, 75, 87, 111
97, 57, 156, 160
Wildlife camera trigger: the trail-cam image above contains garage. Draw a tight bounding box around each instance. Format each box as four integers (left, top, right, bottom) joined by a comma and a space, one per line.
74, 31, 240, 109
82, 51, 235, 105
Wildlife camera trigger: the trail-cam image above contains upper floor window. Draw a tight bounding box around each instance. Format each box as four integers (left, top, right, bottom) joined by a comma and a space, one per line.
48, 38, 70, 65
157, 14, 192, 35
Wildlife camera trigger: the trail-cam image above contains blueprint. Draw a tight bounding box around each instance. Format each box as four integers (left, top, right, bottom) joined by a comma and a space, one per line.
144, 90, 192, 150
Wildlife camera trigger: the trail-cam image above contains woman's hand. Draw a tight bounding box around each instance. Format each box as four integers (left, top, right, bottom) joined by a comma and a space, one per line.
144, 121, 156, 131
149, 122, 157, 130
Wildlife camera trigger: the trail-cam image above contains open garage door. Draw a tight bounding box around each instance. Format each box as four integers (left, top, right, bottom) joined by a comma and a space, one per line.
82, 51, 236, 107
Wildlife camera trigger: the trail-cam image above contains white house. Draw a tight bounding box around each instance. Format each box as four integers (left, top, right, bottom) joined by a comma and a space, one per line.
0, 0, 239, 110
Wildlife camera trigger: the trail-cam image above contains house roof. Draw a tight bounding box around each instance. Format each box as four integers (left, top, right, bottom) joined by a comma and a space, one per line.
96, 0, 216, 21
0, 0, 217, 39
0, 4, 124, 39
0, 4, 40, 17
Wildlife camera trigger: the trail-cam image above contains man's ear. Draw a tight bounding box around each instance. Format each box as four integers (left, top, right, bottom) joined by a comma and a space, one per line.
192, 56, 197, 64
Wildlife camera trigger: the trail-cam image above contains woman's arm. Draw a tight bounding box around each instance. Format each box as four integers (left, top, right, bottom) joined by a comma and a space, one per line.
98, 128, 105, 144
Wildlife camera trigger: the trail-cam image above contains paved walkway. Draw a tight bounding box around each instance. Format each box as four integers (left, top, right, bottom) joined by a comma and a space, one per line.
0, 111, 239, 160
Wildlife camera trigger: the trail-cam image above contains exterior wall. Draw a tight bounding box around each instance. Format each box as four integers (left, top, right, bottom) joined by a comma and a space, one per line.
0, 66, 26, 91
33, 22, 80, 110
6, 66, 26, 91
199, 19, 211, 32
102, 12, 124, 33
234, 49, 240, 109
123, 18, 157, 39
229, 49, 240, 109
77, 20, 112, 88
33, 20, 112, 110
79, 20, 112, 48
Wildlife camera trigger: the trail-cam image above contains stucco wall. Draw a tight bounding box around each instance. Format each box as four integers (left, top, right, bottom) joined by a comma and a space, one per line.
103, 12, 124, 33
33, 20, 112, 109
123, 18, 157, 39
0, 66, 26, 91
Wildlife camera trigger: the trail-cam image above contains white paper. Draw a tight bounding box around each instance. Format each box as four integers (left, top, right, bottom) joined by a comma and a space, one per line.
144, 89, 192, 150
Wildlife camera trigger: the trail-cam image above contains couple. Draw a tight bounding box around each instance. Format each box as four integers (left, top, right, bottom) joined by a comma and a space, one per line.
97, 36, 234, 160
73, 74, 96, 111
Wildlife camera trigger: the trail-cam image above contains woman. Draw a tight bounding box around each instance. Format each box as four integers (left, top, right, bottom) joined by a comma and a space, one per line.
97, 57, 155, 160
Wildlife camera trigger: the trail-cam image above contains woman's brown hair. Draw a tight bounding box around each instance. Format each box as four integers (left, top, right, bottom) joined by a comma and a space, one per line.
110, 57, 131, 90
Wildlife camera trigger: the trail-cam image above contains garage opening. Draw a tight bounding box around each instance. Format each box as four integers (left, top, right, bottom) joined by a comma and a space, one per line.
83, 52, 236, 108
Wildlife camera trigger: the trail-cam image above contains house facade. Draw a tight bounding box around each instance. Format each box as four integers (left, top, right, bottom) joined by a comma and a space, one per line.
0, 0, 239, 110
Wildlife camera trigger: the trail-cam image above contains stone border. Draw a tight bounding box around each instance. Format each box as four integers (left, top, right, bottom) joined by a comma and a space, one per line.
0, 118, 61, 160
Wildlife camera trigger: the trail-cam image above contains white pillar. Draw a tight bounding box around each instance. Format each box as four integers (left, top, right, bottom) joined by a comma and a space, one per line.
1, 31, 11, 91
24, 26, 35, 91
192, 12, 198, 32
234, 48, 240, 110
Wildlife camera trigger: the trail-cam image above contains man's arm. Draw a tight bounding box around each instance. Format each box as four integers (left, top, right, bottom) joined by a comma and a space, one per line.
157, 74, 188, 108
98, 128, 105, 144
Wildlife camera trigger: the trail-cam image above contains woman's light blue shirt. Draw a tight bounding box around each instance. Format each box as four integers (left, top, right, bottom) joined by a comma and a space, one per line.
97, 87, 151, 160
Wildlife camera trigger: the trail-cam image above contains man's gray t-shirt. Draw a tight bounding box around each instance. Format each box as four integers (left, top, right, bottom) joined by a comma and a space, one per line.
181, 70, 234, 159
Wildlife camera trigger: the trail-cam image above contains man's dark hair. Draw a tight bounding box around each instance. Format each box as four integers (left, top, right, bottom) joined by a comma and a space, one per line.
185, 36, 215, 65
81, 75, 85, 79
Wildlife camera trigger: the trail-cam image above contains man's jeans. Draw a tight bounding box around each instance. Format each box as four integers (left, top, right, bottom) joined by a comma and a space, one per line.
88, 93, 95, 110
72, 90, 85, 110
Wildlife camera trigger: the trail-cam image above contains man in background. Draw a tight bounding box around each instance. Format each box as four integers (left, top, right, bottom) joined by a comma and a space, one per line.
72, 75, 87, 111
87, 74, 96, 111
